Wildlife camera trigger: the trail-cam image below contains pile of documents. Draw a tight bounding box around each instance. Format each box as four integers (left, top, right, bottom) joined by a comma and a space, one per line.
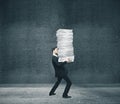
56, 29, 74, 62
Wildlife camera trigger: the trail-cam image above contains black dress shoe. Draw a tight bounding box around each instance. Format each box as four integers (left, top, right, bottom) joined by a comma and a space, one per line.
49, 93, 56, 96
62, 95, 72, 98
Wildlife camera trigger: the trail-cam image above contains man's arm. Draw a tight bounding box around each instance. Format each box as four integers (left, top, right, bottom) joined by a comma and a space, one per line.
53, 56, 67, 66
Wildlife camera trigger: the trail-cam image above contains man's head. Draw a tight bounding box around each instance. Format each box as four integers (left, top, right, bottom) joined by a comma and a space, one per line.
52, 47, 58, 55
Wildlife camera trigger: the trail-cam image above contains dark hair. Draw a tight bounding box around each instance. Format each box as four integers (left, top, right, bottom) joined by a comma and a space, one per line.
52, 47, 57, 52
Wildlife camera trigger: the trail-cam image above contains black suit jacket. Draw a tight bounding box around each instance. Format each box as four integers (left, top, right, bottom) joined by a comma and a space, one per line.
52, 55, 68, 77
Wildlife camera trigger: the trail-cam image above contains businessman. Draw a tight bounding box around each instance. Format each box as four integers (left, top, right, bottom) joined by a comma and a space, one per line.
49, 47, 72, 98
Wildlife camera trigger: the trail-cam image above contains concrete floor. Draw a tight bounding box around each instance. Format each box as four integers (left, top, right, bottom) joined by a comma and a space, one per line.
0, 84, 120, 104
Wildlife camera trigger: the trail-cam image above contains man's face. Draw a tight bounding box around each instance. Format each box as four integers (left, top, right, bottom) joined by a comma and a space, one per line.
54, 48, 58, 54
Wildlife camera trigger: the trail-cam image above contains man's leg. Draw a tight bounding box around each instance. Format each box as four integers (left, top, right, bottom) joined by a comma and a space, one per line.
62, 75, 72, 97
49, 77, 62, 95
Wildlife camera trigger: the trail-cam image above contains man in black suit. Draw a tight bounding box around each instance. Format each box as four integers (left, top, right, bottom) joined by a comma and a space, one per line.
49, 47, 72, 98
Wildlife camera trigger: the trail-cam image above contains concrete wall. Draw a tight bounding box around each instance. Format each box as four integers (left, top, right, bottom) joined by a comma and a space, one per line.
0, 0, 120, 83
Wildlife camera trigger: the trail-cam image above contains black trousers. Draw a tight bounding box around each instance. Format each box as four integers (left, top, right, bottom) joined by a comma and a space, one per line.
49, 75, 72, 96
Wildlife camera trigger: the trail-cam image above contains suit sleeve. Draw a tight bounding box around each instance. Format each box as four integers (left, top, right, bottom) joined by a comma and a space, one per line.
53, 56, 67, 66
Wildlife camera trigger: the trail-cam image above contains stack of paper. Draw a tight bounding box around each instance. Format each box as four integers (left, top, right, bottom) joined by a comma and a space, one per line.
56, 29, 74, 62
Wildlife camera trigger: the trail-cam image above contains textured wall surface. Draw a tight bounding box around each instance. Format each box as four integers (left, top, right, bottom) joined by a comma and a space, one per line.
0, 0, 120, 83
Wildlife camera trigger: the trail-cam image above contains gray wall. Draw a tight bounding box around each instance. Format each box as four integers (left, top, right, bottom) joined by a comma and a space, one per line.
0, 0, 120, 84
